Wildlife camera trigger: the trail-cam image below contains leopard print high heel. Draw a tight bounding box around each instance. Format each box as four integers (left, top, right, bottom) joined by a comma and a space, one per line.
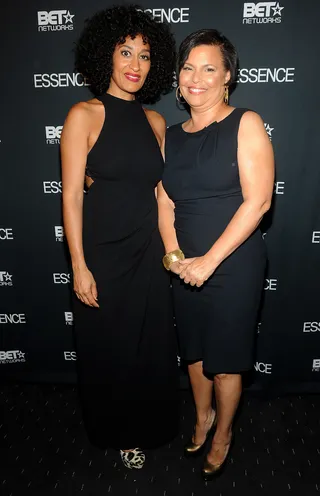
120, 448, 145, 469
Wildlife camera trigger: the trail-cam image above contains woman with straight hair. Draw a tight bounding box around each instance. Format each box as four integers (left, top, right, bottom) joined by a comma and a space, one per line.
159, 28, 274, 479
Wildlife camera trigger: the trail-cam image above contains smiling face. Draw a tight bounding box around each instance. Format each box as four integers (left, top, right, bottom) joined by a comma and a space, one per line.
108, 34, 151, 99
179, 44, 231, 109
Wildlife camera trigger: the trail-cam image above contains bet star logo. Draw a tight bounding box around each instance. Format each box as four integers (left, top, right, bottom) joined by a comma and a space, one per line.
272, 2, 284, 16
17, 351, 25, 359
264, 123, 274, 141
63, 11, 74, 23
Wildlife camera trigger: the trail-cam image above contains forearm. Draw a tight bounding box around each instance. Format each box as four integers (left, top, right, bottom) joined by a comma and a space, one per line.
62, 193, 87, 270
158, 201, 180, 253
205, 199, 270, 267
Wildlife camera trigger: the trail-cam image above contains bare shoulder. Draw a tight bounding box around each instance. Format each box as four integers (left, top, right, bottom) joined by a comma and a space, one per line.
65, 99, 103, 126
239, 110, 265, 133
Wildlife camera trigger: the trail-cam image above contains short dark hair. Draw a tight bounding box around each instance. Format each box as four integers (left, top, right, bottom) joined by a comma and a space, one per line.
178, 29, 238, 86
75, 4, 176, 103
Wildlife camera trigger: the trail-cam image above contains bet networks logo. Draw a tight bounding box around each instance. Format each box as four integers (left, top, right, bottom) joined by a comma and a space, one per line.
64, 312, 73, 325
312, 232, 320, 244
264, 123, 274, 141
0, 314, 26, 324
55, 226, 64, 242
0, 228, 14, 240
238, 68, 294, 84
46, 126, 63, 145
34, 73, 89, 89
0, 271, 13, 287
37, 10, 75, 32
243, 2, 284, 24
139, 7, 190, 23
312, 359, 320, 372
0, 350, 26, 364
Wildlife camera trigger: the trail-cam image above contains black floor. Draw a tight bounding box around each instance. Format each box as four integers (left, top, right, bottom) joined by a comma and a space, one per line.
1, 383, 320, 496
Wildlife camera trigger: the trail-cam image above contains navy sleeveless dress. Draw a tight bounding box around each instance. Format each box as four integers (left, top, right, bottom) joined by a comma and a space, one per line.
162, 108, 266, 374
73, 93, 179, 449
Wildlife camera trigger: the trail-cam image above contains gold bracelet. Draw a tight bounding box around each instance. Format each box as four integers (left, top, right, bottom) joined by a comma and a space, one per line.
162, 249, 185, 271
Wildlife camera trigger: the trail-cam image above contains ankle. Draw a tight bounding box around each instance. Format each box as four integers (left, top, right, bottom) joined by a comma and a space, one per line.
197, 409, 214, 425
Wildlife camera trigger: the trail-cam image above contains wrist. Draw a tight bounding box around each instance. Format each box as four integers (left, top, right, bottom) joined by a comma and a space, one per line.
72, 261, 87, 272
204, 251, 219, 268
162, 249, 185, 271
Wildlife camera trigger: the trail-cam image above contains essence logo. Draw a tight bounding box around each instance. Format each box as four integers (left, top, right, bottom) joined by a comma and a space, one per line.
64, 312, 73, 325
37, 10, 75, 31
254, 361, 272, 374
53, 273, 70, 284
237, 68, 294, 84
264, 278, 277, 291
0, 271, 13, 287
303, 322, 320, 333
312, 232, 320, 244
64, 351, 77, 361
55, 226, 64, 242
0, 350, 26, 364
0, 228, 14, 240
275, 182, 285, 195
140, 8, 190, 23
243, 2, 284, 24
0, 314, 26, 324
312, 359, 320, 372
46, 126, 63, 145
34, 73, 89, 88
264, 123, 274, 141
43, 181, 62, 194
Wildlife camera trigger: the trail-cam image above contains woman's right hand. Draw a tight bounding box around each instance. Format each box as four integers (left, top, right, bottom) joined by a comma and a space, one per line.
73, 267, 99, 308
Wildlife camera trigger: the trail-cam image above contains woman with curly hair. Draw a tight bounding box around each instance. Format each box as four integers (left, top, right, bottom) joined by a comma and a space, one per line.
61, 5, 178, 469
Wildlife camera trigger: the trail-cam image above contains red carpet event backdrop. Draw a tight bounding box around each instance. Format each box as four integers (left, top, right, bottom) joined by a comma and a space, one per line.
1, 1, 319, 392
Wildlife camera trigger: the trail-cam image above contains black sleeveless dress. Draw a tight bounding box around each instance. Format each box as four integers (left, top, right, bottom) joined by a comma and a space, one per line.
162, 108, 266, 375
73, 93, 179, 450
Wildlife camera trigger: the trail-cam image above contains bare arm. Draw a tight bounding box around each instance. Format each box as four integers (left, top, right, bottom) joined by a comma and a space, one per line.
60, 103, 99, 307
180, 111, 275, 285
145, 111, 181, 272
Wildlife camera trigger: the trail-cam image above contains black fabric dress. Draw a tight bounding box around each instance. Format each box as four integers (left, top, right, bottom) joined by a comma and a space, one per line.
162, 108, 266, 375
73, 93, 179, 450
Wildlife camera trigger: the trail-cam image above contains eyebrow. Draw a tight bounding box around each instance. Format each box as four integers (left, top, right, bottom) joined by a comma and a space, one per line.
184, 62, 215, 67
120, 44, 150, 53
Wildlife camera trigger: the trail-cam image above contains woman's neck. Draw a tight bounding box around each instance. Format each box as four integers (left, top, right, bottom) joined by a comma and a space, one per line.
187, 101, 229, 131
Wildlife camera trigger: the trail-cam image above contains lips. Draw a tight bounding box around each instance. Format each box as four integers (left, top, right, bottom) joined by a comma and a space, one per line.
188, 87, 207, 95
124, 73, 141, 83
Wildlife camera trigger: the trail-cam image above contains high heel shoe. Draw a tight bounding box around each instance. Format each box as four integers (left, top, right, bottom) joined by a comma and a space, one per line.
120, 448, 145, 469
184, 410, 217, 458
201, 433, 234, 480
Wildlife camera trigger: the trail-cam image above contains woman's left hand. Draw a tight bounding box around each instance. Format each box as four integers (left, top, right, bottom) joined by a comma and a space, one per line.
179, 256, 217, 287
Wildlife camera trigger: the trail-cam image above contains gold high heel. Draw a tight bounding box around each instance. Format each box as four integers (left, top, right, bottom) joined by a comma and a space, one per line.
184, 410, 217, 458
201, 433, 234, 480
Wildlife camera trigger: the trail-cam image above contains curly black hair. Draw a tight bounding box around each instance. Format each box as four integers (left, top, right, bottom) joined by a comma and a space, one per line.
75, 4, 176, 103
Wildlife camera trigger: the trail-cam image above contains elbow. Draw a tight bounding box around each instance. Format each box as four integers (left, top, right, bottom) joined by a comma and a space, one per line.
261, 198, 272, 215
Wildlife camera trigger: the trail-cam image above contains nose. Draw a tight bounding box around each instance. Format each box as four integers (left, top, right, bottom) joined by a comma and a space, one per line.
129, 55, 140, 72
192, 70, 201, 84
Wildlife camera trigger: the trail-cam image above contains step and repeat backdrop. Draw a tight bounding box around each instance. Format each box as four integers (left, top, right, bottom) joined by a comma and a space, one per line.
1, 0, 319, 392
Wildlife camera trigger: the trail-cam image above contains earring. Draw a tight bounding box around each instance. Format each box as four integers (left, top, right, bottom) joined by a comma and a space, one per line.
176, 86, 186, 105
224, 86, 229, 105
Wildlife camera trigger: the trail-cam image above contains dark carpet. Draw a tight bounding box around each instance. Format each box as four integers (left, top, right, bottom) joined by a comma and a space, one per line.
1, 383, 320, 496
